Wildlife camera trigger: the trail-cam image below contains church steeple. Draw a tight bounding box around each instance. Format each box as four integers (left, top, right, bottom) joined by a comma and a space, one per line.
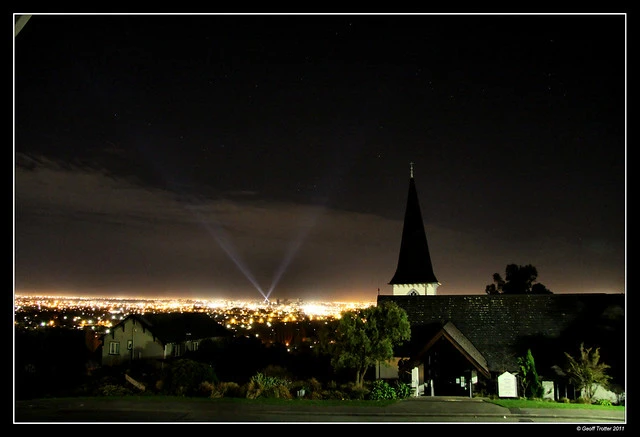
389, 163, 440, 296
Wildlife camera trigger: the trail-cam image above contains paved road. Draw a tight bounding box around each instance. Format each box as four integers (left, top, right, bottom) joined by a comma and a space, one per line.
14, 396, 627, 424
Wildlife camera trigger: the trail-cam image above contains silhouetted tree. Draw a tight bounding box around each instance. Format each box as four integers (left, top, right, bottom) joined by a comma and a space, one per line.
485, 264, 552, 294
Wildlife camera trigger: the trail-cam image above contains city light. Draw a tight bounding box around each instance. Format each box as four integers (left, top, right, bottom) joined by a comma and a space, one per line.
13, 294, 376, 340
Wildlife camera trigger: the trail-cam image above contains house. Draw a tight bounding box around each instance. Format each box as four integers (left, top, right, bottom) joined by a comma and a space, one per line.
376, 164, 625, 399
101, 312, 232, 368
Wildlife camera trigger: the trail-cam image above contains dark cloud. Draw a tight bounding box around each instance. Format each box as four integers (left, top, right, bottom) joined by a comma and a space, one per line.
15, 154, 625, 300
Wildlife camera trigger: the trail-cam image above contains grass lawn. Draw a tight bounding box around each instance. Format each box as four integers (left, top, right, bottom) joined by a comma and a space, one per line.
485, 398, 625, 411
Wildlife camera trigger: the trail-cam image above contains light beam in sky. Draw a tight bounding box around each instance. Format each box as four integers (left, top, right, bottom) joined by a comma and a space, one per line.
264, 211, 320, 301
190, 206, 269, 301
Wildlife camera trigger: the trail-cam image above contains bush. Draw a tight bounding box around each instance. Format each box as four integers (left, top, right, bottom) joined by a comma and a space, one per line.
594, 399, 613, 406
226, 382, 246, 398
321, 389, 347, 400
304, 378, 322, 393
393, 380, 413, 399
346, 385, 369, 400
368, 380, 397, 400
273, 384, 293, 399
336, 382, 369, 400
164, 359, 218, 397
211, 381, 245, 398
309, 391, 324, 400
196, 381, 216, 397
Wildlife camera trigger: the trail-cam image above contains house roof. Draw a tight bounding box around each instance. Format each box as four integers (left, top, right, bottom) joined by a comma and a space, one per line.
389, 174, 438, 285
377, 293, 625, 375
121, 312, 232, 344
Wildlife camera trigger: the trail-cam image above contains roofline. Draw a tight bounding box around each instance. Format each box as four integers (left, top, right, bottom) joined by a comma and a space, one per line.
415, 324, 491, 379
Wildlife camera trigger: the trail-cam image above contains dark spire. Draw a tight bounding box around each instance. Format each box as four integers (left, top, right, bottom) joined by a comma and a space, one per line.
389, 163, 438, 285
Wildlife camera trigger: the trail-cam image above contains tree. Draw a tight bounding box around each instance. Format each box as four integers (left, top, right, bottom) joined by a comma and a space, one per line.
318, 301, 411, 388
517, 349, 543, 398
485, 263, 552, 294
564, 343, 612, 402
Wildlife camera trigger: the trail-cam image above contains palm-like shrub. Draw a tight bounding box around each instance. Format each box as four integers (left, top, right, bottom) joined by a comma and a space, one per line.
245, 372, 292, 399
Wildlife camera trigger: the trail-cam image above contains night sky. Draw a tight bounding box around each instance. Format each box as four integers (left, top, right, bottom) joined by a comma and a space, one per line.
13, 13, 626, 302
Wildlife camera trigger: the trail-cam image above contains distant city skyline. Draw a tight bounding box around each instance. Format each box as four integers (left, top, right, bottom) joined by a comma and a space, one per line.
14, 13, 626, 301
13, 294, 375, 324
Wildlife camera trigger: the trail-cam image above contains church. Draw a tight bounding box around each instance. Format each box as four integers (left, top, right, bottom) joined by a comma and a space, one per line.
375, 164, 625, 399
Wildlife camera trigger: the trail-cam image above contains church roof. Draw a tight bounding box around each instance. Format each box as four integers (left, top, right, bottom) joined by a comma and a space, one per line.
377, 293, 625, 378
389, 168, 438, 285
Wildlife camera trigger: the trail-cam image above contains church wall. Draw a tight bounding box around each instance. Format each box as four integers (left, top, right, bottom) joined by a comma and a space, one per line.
377, 293, 625, 379
393, 283, 439, 296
